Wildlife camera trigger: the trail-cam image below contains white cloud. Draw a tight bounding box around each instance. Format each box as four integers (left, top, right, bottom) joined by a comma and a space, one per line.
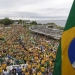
0, 0, 74, 20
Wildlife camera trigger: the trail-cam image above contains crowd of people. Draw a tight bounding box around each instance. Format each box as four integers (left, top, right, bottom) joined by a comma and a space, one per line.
0, 24, 59, 75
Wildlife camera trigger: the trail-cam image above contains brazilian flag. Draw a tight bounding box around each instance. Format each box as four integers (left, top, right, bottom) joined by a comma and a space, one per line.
53, 1, 75, 75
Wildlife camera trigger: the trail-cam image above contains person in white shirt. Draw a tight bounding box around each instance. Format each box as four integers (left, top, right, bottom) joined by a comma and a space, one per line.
6, 66, 10, 72
3, 69, 9, 75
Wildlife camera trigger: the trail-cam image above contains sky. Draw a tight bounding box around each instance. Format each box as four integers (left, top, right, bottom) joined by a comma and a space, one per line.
0, 0, 74, 20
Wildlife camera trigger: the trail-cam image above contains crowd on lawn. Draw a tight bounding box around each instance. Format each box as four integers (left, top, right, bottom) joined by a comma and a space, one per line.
0, 25, 59, 75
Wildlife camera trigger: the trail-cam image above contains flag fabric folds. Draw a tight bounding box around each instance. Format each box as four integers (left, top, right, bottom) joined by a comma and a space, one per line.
53, 0, 75, 75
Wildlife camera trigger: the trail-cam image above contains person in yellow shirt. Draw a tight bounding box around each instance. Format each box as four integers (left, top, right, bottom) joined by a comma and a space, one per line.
25, 71, 29, 75
28, 64, 32, 70
37, 71, 42, 75
40, 66, 45, 72
36, 64, 40, 69
33, 72, 36, 75
22, 66, 26, 73
0, 66, 3, 74
41, 59, 45, 65
32, 63, 36, 68
2, 63, 6, 69
52, 54, 56, 59
34, 56, 38, 61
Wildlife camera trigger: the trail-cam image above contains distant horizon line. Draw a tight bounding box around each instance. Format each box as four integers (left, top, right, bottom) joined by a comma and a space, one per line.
0, 16, 68, 20
0, 18, 67, 21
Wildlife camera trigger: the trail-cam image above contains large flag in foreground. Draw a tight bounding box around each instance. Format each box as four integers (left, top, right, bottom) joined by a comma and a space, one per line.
53, 0, 75, 75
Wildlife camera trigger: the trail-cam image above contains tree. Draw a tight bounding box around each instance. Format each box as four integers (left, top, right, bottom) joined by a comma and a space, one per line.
30, 21, 37, 25
18, 19, 22, 24
0, 19, 3, 24
38, 23, 42, 25
2, 18, 13, 26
